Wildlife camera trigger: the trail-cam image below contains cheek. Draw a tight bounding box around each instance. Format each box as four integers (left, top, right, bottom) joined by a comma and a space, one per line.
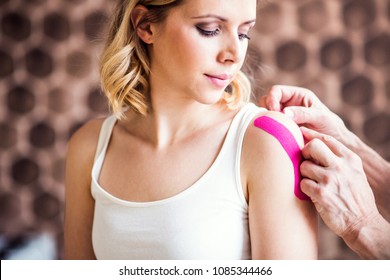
173, 29, 216, 64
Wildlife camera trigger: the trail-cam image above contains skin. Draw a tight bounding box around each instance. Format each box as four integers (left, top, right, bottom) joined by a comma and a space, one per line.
64, 1, 317, 259
260, 85, 390, 259
300, 128, 390, 259
260, 85, 390, 222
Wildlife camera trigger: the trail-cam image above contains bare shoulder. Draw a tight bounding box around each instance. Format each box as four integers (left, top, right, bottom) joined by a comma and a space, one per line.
243, 110, 303, 163
248, 110, 303, 148
67, 118, 105, 159
241, 109, 304, 198
66, 118, 106, 181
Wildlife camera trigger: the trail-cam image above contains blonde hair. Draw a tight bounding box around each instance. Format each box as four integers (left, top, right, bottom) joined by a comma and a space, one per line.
100, 0, 252, 119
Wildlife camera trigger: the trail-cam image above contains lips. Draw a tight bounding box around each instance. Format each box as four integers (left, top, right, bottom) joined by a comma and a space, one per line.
205, 73, 232, 88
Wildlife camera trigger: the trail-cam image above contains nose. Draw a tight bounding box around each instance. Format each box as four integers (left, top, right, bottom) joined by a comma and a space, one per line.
217, 33, 244, 64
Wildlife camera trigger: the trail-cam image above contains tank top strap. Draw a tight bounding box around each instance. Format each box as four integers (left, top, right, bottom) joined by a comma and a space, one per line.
93, 115, 117, 162
234, 103, 267, 142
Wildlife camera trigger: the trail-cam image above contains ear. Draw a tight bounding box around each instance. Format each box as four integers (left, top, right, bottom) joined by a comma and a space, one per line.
131, 5, 153, 44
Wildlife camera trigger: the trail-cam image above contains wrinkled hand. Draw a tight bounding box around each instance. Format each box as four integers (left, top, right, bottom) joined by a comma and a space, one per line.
259, 85, 348, 143
299, 127, 379, 240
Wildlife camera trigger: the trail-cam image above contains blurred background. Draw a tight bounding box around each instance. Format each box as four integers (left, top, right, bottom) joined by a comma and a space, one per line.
0, 0, 389, 259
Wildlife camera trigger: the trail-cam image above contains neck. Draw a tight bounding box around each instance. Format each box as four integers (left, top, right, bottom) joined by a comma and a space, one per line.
151, 103, 221, 148
126, 95, 228, 149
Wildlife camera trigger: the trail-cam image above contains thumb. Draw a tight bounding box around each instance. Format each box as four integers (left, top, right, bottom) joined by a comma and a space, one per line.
259, 94, 282, 111
283, 106, 316, 125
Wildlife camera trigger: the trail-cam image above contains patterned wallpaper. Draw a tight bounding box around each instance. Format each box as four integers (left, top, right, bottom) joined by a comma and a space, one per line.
0, 0, 389, 259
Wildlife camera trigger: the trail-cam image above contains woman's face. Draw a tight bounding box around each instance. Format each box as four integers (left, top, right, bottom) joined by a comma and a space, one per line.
148, 0, 257, 105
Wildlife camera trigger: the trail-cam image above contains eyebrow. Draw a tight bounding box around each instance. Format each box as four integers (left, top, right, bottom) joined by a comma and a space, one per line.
192, 14, 256, 25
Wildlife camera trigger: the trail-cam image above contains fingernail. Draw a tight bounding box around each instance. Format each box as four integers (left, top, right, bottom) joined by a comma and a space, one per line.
300, 126, 308, 132
283, 108, 294, 119
323, 135, 333, 142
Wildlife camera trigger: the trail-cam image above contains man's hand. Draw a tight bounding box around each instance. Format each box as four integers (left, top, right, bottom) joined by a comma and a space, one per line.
300, 127, 379, 241
259, 85, 349, 144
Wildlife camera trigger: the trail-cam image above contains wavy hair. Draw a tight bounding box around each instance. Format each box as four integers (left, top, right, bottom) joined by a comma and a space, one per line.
100, 0, 252, 119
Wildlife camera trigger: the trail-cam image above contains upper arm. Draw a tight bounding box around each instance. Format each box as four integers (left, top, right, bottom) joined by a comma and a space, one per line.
243, 111, 317, 259
63, 118, 103, 260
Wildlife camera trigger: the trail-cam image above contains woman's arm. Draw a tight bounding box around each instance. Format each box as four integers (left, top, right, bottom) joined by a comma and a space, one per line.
63, 119, 103, 260
243, 111, 318, 259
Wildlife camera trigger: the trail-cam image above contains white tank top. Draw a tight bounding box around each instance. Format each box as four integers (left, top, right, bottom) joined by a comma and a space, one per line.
91, 103, 265, 259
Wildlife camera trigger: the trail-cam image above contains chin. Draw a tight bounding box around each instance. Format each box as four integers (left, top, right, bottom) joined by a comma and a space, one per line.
196, 92, 225, 106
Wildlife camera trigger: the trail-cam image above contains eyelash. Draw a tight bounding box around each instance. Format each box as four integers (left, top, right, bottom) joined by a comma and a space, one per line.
239, 33, 251, 40
196, 26, 220, 37
196, 26, 251, 40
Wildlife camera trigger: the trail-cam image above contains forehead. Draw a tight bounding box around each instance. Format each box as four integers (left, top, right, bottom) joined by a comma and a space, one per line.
173, 0, 257, 22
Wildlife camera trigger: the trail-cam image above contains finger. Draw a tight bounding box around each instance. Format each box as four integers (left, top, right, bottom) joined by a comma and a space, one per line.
300, 127, 326, 142
264, 86, 284, 111
272, 85, 317, 105
266, 85, 303, 111
283, 106, 324, 126
301, 138, 338, 167
300, 178, 320, 200
300, 179, 330, 210
301, 127, 346, 158
300, 159, 328, 183
283, 107, 309, 124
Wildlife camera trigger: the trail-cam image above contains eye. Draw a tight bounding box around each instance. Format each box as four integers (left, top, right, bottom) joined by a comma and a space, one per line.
196, 26, 220, 37
239, 33, 251, 40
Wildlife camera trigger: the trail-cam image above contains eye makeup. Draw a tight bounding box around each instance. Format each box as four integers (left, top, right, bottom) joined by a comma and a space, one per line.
192, 14, 256, 41
196, 25, 220, 37
238, 33, 251, 40
196, 25, 251, 40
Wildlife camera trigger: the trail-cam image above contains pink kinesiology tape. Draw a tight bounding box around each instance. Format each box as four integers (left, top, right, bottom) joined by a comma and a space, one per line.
254, 116, 310, 201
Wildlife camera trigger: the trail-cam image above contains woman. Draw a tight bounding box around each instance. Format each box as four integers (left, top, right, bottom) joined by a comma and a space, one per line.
64, 0, 317, 259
